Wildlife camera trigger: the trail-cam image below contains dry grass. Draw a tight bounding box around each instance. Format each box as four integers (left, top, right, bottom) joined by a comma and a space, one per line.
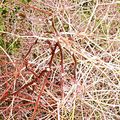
0, 0, 120, 120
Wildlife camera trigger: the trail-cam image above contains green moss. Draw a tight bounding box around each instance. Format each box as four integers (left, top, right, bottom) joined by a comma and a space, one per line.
7, 39, 21, 54
0, 37, 5, 48
0, 37, 21, 54
0, 18, 5, 31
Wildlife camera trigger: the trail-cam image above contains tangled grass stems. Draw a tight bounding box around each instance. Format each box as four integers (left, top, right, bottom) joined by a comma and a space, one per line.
0, 0, 120, 119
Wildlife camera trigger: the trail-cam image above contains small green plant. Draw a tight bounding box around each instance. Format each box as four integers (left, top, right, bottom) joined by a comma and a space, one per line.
0, 7, 8, 15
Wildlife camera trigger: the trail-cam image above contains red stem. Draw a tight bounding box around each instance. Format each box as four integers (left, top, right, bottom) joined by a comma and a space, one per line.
11, 69, 47, 96
72, 53, 77, 82
52, 18, 58, 35
0, 82, 13, 102
26, 5, 52, 16
31, 71, 51, 120
48, 42, 58, 68
57, 41, 64, 73
23, 40, 37, 59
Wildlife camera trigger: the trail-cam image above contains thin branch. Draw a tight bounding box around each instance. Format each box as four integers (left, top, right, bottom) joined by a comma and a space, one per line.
72, 53, 77, 82
31, 71, 51, 120
11, 69, 47, 96
23, 39, 38, 59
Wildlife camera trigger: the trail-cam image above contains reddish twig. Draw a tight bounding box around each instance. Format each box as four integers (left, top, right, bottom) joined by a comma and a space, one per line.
46, 40, 54, 51
52, 17, 59, 35
72, 53, 77, 82
11, 69, 47, 96
26, 5, 52, 16
57, 41, 64, 73
47, 40, 65, 98
0, 82, 13, 102
31, 71, 51, 120
23, 40, 37, 59
48, 42, 58, 68
57, 41, 65, 98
